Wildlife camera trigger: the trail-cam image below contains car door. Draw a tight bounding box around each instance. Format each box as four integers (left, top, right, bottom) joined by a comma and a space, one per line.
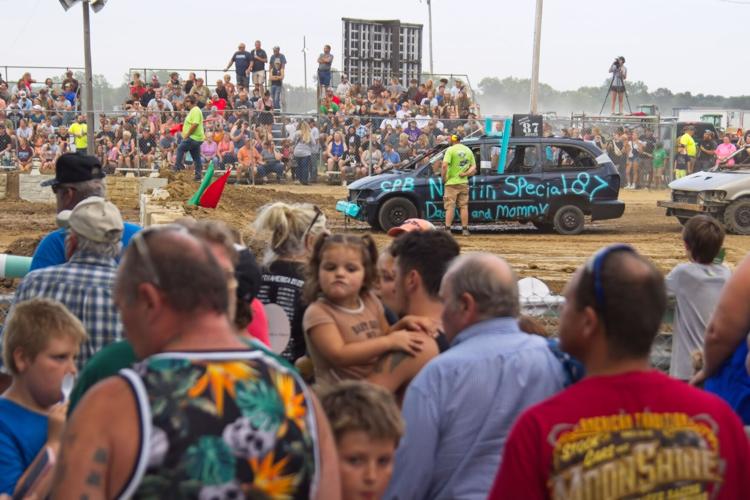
541, 141, 608, 207
474, 140, 545, 222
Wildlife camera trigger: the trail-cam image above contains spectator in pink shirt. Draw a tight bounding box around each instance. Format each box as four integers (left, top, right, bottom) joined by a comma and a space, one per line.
200, 136, 218, 164
716, 134, 737, 166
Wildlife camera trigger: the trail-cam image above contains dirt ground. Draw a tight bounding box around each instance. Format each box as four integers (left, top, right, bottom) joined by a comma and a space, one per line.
2, 176, 749, 295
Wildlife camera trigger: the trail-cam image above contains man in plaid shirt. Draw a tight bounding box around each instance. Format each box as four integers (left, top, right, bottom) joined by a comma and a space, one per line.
7, 197, 124, 370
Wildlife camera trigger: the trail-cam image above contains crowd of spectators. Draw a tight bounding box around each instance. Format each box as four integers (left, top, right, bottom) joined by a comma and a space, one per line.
545, 123, 750, 189
0, 46, 484, 183
0, 71, 81, 172
1, 153, 750, 497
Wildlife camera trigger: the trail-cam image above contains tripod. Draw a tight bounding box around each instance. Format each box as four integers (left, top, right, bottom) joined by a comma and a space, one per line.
599, 68, 632, 115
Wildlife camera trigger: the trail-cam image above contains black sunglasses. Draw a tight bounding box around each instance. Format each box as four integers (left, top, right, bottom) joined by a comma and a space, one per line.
304, 206, 324, 240
130, 224, 189, 288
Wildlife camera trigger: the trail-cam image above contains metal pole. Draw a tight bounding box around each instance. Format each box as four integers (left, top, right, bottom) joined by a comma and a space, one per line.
82, 0, 95, 154
427, 0, 434, 75
529, 0, 543, 114
303, 36, 308, 91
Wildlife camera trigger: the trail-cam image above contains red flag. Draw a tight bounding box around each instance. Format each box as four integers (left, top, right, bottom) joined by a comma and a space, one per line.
199, 169, 232, 208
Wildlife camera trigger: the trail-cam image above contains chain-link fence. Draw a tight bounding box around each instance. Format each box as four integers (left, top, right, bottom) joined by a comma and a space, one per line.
544, 114, 680, 186
519, 287, 674, 372
1, 106, 485, 180
0, 294, 12, 336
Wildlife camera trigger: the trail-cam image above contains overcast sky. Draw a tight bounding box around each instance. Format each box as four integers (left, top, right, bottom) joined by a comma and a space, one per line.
1, 0, 748, 97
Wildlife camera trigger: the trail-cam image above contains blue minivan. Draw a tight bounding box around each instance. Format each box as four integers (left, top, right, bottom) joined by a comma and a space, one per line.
336, 136, 625, 235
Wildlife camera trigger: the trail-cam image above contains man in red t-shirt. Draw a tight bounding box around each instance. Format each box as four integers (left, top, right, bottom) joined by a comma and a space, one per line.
490, 245, 750, 500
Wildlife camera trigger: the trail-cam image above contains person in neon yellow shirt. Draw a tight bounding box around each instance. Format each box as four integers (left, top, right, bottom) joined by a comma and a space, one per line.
174, 95, 205, 180
440, 135, 476, 236
678, 126, 696, 174
69, 114, 87, 153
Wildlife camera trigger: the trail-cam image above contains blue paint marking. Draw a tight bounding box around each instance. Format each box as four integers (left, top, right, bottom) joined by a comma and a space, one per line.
425, 201, 549, 221
380, 177, 415, 193
497, 118, 512, 174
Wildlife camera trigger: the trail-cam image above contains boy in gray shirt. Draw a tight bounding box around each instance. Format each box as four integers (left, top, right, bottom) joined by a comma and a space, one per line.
666, 215, 730, 380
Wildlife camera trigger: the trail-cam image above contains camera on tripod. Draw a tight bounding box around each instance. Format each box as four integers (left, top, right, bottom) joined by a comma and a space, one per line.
612, 58, 621, 68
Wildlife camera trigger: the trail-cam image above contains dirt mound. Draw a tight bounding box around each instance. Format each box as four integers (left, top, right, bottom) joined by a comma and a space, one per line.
164, 175, 348, 243
7, 236, 43, 257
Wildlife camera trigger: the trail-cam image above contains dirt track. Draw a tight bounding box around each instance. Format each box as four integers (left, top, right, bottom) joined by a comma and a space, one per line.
2, 180, 749, 294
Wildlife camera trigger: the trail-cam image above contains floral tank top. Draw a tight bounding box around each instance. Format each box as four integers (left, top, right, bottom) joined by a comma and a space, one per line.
117, 349, 319, 499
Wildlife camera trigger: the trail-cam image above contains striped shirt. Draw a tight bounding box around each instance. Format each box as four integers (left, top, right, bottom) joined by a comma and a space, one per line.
8, 252, 122, 370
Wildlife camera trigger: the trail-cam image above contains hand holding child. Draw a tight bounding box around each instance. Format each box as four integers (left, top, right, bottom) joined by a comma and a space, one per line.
388, 330, 425, 356
391, 315, 440, 338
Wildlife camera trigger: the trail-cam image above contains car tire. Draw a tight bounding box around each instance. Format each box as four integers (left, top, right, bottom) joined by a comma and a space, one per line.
723, 199, 750, 235
677, 216, 690, 226
553, 205, 585, 235
378, 197, 418, 232
367, 210, 383, 231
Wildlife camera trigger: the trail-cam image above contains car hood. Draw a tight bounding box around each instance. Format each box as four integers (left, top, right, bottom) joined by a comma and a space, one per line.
348, 170, 415, 190
668, 170, 750, 191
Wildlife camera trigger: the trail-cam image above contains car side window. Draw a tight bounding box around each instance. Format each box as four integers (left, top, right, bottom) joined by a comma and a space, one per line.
494, 144, 539, 174
542, 144, 597, 171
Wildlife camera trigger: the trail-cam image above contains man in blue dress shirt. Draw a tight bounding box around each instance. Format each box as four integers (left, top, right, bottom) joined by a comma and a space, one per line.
386, 253, 566, 500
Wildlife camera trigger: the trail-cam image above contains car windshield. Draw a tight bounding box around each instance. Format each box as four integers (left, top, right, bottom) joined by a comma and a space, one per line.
397, 144, 447, 171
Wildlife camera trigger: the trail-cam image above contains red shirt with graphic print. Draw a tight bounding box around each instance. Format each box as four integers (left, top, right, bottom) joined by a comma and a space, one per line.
490, 370, 750, 500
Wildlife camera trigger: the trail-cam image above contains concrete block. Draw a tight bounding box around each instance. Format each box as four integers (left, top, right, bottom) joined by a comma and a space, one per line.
140, 193, 184, 227
139, 177, 168, 197
19, 174, 56, 204
0, 174, 6, 200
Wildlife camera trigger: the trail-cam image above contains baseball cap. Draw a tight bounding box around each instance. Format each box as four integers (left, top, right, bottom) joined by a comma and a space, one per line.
450, 134, 461, 143
41, 153, 106, 187
387, 218, 436, 237
57, 196, 123, 244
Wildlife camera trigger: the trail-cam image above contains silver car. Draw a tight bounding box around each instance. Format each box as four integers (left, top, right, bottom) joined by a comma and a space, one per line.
658, 146, 750, 234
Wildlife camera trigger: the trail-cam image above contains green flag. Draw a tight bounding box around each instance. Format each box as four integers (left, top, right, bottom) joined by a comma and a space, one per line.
187, 161, 215, 206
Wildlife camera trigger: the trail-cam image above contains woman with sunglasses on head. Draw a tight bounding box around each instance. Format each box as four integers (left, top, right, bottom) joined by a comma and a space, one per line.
253, 202, 328, 364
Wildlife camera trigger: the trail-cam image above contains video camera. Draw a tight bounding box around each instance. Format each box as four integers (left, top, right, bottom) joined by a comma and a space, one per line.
613, 58, 621, 68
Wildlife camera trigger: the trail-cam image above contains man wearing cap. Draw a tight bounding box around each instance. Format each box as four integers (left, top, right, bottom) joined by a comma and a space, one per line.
7, 197, 124, 370
440, 135, 476, 236
269, 59, 285, 111
336, 74, 351, 99
269, 46, 287, 69
17, 91, 32, 113
62, 70, 79, 94
175, 95, 205, 181
30, 153, 141, 272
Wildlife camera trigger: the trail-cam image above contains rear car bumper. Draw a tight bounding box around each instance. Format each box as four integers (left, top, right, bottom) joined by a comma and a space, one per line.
591, 200, 626, 220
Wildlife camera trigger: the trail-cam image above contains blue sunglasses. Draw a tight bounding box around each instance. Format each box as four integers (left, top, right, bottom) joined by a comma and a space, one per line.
585, 244, 636, 312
